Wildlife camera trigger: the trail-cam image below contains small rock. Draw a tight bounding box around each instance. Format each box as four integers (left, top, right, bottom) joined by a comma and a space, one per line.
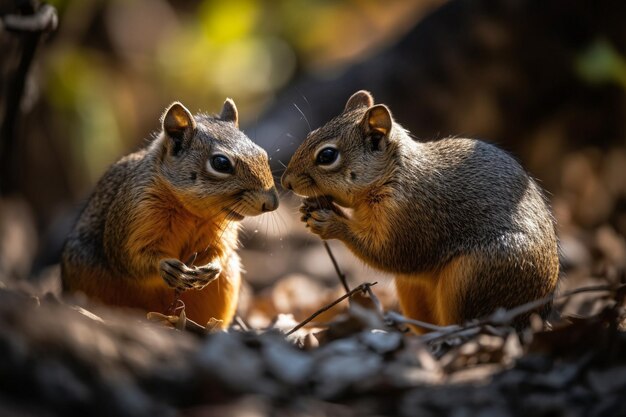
195, 332, 268, 393
313, 352, 382, 399
263, 339, 313, 385
359, 329, 403, 355
587, 366, 626, 395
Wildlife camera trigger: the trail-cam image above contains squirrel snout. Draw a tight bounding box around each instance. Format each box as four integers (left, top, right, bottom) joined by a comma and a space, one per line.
281, 172, 293, 190
261, 188, 279, 212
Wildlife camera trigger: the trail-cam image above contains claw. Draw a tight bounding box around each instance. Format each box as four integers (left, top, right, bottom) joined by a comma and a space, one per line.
159, 258, 221, 291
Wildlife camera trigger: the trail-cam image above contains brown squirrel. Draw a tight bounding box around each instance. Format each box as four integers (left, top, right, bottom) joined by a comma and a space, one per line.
62, 99, 278, 328
282, 90, 559, 332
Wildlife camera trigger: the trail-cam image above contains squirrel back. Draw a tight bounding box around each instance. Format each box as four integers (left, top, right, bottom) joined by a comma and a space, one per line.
282, 90, 558, 331
62, 100, 278, 327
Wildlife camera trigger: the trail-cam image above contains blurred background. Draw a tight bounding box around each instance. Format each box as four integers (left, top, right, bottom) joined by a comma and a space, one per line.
1, 0, 625, 325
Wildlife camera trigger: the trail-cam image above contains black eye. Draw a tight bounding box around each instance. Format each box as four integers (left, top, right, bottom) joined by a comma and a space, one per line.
316, 147, 339, 165
211, 155, 234, 174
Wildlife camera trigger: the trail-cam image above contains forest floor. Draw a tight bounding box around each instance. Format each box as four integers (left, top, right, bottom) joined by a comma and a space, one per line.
1, 191, 625, 417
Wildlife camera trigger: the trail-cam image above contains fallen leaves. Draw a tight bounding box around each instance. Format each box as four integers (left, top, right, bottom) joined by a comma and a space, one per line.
0, 266, 625, 417
1, 195, 626, 416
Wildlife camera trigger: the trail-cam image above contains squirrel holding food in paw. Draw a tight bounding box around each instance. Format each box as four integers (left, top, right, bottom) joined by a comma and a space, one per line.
62, 99, 278, 329
282, 90, 559, 332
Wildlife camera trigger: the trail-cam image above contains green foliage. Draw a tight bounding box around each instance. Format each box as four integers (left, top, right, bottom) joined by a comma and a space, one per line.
46, 50, 123, 185
576, 39, 626, 89
38, 0, 415, 191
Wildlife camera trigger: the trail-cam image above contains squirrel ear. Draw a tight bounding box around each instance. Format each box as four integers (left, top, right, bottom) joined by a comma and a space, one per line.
344, 90, 374, 112
364, 104, 392, 137
162, 102, 196, 140
219, 98, 239, 128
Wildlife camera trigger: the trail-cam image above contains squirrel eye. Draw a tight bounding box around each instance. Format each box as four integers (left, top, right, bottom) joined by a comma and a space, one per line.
210, 154, 234, 175
316, 147, 339, 166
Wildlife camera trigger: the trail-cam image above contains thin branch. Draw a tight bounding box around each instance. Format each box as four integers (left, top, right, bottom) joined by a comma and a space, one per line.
146, 311, 207, 336
364, 283, 385, 317
556, 283, 626, 300
2, 4, 58, 32
286, 282, 378, 336
166, 291, 183, 315
417, 282, 626, 344
385, 311, 459, 333
0, 3, 58, 195
382, 283, 626, 341
233, 315, 250, 332
183, 316, 211, 336
323, 241, 350, 293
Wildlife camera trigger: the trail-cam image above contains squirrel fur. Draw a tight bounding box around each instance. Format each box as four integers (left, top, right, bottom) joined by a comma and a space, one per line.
62, 99, 278, 328
282, 90, 559, 332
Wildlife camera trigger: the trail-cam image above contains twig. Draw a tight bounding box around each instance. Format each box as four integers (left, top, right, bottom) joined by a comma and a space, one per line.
286, 282, 378, 336
323, 241, 350, 293
556, 283, 626, 301
233, 315, 250, 332
364, 282, 385, 317
2, 4, 58, 32
146, 311, 207, 336
418, 282, 626, 344
183, 316, 210, 336
385, 310, 459, 333
185, 252, 198, 266
505, 282, 626, 322
0, 2, 58, 195
381, 282, 626, 342
167, 291, 183, 315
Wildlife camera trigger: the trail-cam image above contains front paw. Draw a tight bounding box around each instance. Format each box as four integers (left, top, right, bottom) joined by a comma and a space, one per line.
303, 208, 347, 240
159, 258, 221, 291
300, 197, 346, 222
300, 196, 339, 213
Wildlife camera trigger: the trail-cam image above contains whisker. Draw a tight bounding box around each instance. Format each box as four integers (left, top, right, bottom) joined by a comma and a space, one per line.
297, 88, 312, 116
214, 213, 241, 248
254, 114, 259, 145
186, 199, 249, 301
293, 102, 312, 133
271, 208, 288, 235
238, 223, 250, 241
260, 213, 269, 248
270, 212, 286, 244
205, 199, 247, 251
266, 217, 275, 248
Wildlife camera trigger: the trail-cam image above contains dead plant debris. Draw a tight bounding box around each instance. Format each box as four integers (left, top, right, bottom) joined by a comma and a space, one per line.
0, 265, 625, 417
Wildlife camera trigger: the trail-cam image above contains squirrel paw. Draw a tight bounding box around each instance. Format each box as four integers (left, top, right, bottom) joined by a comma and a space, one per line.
299, 197, 346, 221
159, 258, 221, 291
302, 208, 347, 240
300, 196, 341, 212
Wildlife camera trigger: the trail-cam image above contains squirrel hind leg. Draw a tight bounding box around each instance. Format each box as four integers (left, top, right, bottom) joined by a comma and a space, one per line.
394, 275, 440, 333
179, 252, 242, 328
442, 248, 558, 329
394, 248, 558, 333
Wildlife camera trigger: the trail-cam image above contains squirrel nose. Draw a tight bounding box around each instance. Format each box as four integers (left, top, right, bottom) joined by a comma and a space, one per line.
281, 172, 293, 190
261, 188, 279, 212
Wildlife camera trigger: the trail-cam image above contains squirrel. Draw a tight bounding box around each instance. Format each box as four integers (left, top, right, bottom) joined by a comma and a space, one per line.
281, 90, 559, 332
62, 99, 278, 329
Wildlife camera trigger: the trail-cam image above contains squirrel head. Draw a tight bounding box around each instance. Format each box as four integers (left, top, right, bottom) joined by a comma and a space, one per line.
281, 90, 399, 207
156, 99, 278, 219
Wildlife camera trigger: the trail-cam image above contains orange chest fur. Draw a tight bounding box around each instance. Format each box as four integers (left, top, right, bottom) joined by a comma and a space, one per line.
127, 198, 237, 265
158, 215, 235, 264
351, 188, 395, 248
